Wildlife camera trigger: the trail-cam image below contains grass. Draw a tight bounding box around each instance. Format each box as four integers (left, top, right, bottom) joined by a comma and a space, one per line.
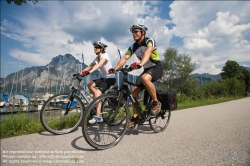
0, 113, 44, 139
0, 95, 248, 138
176, 96, 245, 110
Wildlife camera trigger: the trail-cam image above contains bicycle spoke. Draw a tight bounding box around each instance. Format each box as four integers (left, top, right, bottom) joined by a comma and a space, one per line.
40, 93, 84, 135
82, 93, 128, 149
149, 110, 171, 133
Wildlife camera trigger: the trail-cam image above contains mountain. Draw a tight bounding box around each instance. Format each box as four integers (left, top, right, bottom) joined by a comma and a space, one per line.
242, 66, 250, 72
192, 73, 221, 83
1, 54, 102, 96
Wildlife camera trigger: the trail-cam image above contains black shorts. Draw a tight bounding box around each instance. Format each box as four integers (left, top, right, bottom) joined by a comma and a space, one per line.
93, 78, 116, 93
135, 63, 163, 90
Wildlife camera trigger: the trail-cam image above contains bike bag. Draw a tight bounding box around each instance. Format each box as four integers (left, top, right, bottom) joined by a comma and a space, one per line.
156, 91, 177, 111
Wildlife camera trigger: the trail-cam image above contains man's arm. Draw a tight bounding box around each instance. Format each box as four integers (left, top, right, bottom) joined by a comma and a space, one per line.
114, 54, 130, 70
140, 45, 154, 66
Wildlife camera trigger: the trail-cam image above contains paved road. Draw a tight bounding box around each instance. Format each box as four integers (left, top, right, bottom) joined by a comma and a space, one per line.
1, 98, 250, 166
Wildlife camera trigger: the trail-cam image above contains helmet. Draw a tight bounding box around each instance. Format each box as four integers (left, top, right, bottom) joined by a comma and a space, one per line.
93, 41, 108, 48
130, 24, 148, 32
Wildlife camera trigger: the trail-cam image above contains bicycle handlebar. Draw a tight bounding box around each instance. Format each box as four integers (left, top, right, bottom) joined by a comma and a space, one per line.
113, 65, 133, 75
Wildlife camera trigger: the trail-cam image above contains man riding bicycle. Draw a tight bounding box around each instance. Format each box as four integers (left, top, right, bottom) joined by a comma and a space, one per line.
108, 24, 163, 127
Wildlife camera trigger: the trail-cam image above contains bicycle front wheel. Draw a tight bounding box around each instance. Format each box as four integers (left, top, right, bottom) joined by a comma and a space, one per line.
82, 93, 129, 149
149, 109, 171, 133
40, 93, 84, 135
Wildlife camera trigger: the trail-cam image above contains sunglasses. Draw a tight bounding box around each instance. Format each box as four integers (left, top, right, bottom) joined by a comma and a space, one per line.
132, 30, 141, 34
94, 47, 101, 49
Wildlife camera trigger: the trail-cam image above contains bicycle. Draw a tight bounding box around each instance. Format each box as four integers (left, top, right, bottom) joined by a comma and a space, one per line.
40, 74, 118, 135
82, 65, 171, 149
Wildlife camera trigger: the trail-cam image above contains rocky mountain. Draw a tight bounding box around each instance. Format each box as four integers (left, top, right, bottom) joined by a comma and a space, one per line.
2, 54, 102, 96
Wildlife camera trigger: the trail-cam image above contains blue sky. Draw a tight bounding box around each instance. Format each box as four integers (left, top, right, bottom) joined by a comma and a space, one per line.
1, 1, 250, 77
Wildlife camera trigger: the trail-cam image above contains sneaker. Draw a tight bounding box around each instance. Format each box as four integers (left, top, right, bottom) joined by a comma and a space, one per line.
128, 116, 139, 128
88, 115, 103, 124
151, 101, 161, 116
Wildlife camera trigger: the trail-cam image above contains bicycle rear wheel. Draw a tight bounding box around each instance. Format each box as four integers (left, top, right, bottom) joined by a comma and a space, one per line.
149, 109, 171, 133
40, 93, 84, 135
82, 93, 129, 149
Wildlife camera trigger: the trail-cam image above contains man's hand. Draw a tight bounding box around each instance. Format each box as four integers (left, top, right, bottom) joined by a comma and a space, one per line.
130, 62, 142, 69
108, 68, 115, 74
81, 70, 90, 75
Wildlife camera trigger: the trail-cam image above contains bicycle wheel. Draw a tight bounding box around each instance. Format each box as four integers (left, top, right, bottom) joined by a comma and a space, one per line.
40, 93, 84, 135
82, 93, 129, 149
149, 108, 171, 133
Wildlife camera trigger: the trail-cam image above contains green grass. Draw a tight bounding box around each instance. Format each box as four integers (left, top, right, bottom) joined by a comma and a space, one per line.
176, 96, 245, 110
0, 113, 44, 138
0, 95, 248, 138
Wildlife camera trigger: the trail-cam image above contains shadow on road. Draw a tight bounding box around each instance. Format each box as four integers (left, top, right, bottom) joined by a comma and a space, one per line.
71, 136, 99, 152
37, 127, 80, 136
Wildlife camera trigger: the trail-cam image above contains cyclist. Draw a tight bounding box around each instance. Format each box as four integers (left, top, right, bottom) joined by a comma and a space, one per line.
108, 24, 163, 127
79, 41, 116, 124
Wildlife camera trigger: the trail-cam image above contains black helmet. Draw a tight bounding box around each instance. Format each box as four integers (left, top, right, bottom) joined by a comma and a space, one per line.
130, 24, 148, 32
93, 41, 108, 48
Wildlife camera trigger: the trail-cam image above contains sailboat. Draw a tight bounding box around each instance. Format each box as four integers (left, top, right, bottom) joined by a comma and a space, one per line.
8, 55, 30, 107
8, 94, 29, 107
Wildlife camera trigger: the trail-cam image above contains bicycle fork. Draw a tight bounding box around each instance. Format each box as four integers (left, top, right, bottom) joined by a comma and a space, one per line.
64, 88, 77, 115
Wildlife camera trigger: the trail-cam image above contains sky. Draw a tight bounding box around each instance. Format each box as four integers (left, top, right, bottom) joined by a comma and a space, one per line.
1, 0, 250, 78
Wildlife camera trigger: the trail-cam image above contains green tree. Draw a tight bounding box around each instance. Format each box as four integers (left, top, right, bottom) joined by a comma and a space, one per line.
160, 47, 196, 97
240, 66, 250, 95
6, 0, 38, 5
220, 60, 242, 97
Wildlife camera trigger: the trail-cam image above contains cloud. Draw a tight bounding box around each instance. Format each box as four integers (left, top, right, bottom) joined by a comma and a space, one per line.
9, 50, 48, 66
1, 1, 250, 76
169, 1, 250, 74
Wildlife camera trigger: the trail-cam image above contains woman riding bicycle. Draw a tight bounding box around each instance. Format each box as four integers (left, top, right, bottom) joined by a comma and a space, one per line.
109, 24, 163, 127
80, 41, 116, 124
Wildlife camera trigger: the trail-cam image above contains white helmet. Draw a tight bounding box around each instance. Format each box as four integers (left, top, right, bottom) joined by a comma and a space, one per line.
130, 24, 148, 32
93, 41, 108, 48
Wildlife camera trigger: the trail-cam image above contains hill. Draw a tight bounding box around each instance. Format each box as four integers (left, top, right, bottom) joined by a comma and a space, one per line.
1, 54, 101, 96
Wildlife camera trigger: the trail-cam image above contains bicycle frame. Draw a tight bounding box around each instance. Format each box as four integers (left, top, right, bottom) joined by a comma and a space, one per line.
68, 75, 118, 111
115, 67, 153, 123
70, 77, 93, 104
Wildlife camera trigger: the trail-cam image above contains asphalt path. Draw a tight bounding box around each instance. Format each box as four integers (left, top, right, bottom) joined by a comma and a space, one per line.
1, 97, 250, 166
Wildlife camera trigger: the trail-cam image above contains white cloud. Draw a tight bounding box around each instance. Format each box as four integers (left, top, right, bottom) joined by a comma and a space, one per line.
169, 1, 250, 74
1, 1, 250, 77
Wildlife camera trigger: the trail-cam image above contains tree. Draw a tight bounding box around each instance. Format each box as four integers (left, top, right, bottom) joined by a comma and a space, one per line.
160, 47, 196, 97
6, 0, 38, 5
220, 60, 242, 97
241, 66, 250, 95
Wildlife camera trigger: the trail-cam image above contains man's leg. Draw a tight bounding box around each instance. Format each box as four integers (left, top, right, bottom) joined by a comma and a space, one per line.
140, 73, 157, 101
140, 73, 161, 115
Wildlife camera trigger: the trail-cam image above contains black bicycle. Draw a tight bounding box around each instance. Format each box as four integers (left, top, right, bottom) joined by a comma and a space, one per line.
82, 65, 171, 149
40, 74, 119, 135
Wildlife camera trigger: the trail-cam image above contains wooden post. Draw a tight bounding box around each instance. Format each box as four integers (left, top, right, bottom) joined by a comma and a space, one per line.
19, 98, 23, 111
34, 96, 38, 107
12, 97, 15, 111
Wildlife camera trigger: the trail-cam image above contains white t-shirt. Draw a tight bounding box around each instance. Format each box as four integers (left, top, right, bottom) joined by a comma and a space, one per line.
92, 53, 115, 78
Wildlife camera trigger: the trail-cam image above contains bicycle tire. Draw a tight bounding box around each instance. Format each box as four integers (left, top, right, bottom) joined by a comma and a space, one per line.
149, 108, 171, 133
40, 93, 85, 135
82, 93, 129, 149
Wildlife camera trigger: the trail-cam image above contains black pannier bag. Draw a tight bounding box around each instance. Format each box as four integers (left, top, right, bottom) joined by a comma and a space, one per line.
156, 91, 177, 111
143, 90, 177, 111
